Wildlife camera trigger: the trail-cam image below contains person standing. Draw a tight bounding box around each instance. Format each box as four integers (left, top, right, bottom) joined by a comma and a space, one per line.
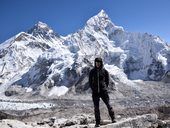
89, 57, 116, 127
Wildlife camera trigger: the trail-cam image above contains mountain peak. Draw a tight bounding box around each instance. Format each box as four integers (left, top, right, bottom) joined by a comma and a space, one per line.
86, 10, 124, 33
27, 21, 59, 39
28, 21, 53, 34
86, 10, 110, 27
97, 9, 109, 18
36, 21, 49, 29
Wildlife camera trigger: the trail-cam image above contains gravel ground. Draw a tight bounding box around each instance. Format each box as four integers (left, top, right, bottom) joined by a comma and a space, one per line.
0, 81, 170, 126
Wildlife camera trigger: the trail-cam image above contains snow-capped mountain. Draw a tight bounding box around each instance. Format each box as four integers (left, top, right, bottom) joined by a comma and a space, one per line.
0, 10, 170, 96
27, 21, 62, 44
0, 22, 65, 93
65, 10, 170, 81
0, 32, 46, 92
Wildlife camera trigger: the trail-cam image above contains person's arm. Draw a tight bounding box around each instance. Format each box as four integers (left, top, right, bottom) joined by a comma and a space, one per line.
105, 69, 109, 87
89, 70, 93, 88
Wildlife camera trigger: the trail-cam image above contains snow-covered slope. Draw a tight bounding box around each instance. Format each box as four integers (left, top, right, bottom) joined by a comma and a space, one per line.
0, 10, 170, 96
65, 10, 170, 81
0, 22, 64, 94
27, 21, 63, 45
0, 32, 44, 93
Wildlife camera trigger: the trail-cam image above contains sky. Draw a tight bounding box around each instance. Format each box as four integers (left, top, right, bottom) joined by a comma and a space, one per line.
0, 0, 170, 44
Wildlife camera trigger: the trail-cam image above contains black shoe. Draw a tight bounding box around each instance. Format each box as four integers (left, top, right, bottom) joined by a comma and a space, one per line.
112, 120, 116, 123
95, 124, 100, 127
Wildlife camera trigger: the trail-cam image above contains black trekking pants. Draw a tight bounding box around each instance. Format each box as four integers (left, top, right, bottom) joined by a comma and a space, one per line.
92, 91, 115, 124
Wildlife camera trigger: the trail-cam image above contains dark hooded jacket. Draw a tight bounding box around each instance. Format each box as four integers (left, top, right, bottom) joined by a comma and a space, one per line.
89, 58, 109, 93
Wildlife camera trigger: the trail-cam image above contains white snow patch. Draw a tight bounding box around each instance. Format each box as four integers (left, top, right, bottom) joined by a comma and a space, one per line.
48, 86, 69, 96
105, 64, 140, 89
132, 79, 144, 83
25, 87, 33, 92
37, 21, 48, 28
0, 102, 55, 110
157, 53, 167, 66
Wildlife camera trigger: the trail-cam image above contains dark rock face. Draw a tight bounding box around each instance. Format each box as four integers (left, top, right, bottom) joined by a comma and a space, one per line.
4, 86, 25, 96
14, 57, 54, 88
26, 41, 51, 51
161, 70, 170, 83
0, 49, 8, 58
124, 57, 144, 79
148, 59, 165, 81
27, 22, 59, 40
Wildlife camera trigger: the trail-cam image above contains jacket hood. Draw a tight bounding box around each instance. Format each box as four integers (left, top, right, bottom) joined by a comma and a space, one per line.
94, 57, 103, 69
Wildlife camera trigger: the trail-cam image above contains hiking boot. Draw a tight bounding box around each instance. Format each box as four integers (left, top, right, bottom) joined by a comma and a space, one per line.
112, 119, 116, 123
95, 124, 100, 127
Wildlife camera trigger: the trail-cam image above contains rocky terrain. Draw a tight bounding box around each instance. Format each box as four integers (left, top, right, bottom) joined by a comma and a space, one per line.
0, 81, 170, 128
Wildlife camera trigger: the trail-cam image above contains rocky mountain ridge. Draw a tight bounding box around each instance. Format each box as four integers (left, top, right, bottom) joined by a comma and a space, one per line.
0, 10, 170, 96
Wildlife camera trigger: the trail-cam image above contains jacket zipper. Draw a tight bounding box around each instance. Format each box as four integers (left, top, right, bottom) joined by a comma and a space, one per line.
97, 69, 100, 93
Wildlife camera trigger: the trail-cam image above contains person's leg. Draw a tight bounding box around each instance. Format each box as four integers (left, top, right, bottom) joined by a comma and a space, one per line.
100, 92, 115, 122
92, 93, 100, 125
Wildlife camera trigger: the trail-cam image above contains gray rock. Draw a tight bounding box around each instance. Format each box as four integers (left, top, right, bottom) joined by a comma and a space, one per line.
97, 114, 158, 128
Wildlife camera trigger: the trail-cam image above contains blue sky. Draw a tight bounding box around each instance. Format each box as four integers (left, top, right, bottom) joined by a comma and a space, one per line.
0, 0, 170, 43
